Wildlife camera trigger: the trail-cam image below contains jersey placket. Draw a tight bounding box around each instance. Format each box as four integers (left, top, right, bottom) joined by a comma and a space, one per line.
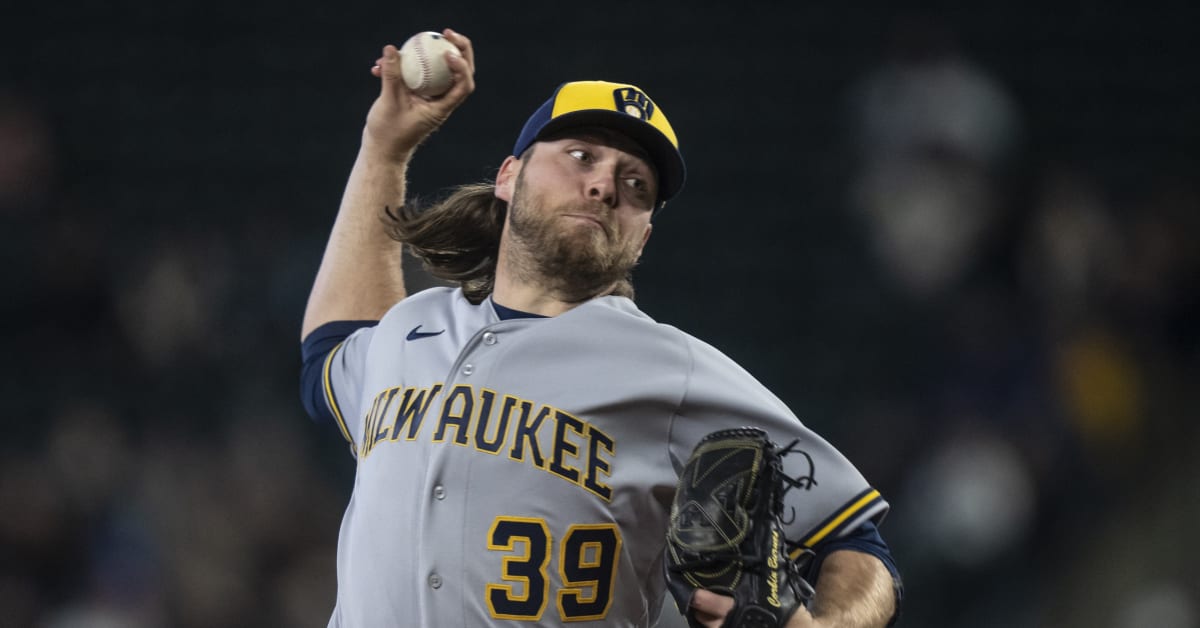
422, 321, 514, 626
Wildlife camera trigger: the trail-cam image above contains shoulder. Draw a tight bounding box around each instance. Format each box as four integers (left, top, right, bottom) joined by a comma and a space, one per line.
582, 296, 682, 333
576, 296, 695, 345
582, 297, 768, 388
390, 285, 465, 309
381, 286, 480, 321
537, 297, 693, 370
641, 310, 796, 418
582, 297, 756, 364
366, 287, 493, 343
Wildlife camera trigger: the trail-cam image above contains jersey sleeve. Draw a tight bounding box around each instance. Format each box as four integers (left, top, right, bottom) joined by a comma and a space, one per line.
300, 320, 378, 452
669, 335, 890, 552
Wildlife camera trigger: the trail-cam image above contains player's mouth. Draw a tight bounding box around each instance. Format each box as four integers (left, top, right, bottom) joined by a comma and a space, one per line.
562, 213, 610, 237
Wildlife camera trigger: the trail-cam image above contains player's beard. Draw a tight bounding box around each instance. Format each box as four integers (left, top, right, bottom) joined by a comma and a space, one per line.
505, 171, 642, 303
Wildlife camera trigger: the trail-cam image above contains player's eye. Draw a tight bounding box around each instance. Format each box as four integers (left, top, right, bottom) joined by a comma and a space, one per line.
568, 149, 592, 163
623, 177, 646, 191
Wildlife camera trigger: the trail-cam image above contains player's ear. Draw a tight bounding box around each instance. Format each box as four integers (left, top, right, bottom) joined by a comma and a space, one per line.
494, 156, 521, 202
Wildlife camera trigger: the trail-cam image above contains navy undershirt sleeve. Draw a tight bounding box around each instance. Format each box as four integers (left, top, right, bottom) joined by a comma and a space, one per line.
299, 320, 377, 424
810, 520, 903, 625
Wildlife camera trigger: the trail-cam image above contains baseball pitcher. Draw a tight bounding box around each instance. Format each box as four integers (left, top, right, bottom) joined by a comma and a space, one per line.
299, 29, 901, 628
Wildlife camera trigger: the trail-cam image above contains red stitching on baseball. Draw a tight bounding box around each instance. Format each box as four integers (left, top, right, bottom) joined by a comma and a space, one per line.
414, 36, 431, 90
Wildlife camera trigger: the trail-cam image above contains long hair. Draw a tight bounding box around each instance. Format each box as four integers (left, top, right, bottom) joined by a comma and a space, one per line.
384, 174, 637, 304
384, 183, 506, 304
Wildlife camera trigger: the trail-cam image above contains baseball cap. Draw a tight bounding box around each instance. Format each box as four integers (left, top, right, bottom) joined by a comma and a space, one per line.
512, 80, 686, 208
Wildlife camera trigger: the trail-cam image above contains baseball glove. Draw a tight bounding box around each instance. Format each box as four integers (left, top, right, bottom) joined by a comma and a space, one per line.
665, 427, 816, 628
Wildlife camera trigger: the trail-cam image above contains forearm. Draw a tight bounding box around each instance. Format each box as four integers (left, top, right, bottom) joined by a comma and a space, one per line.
301, 31, 475, 339
301, 137, 411, 338
808, 550, 896, 628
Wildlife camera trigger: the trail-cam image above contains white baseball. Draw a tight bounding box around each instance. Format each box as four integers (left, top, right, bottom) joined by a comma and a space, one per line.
398, 31, 461, 97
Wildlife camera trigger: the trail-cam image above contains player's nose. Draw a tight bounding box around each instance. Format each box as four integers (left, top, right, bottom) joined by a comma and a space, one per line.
585, 169, 618, 208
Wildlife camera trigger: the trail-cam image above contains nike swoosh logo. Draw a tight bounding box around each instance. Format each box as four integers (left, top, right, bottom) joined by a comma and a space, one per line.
406, 325, 446, 341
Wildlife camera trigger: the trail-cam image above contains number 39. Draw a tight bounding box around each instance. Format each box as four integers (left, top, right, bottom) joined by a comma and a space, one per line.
486, 516, 623, 622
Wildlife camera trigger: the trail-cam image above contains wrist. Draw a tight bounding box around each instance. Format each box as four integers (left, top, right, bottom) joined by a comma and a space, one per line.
360, 130, 417, 164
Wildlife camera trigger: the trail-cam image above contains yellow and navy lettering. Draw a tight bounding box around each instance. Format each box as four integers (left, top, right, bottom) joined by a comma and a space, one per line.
486, 515, 622, 622
361, 386, 397, 455
583, 426, 614, 499
433, 384, 474, 445
359, 384, 444, 458
510, 405, 551, 468
394, 385, 442, 440
548, 411, 585, 482
556, 523, 622, 621
357, 384, 616, 501
486, 517, 552, 621
476, 393, 529, 454
793, 487, 886, 556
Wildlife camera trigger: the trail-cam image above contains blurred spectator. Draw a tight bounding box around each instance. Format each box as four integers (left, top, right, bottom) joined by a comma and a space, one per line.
0, 80, 343, 626
836, 13, 1193, 627
0, 90, 54, 215
846, 14, 1021, 300
1018, 166, 1123, 330
114, 232, 234, 370
899, 421, 1036, 569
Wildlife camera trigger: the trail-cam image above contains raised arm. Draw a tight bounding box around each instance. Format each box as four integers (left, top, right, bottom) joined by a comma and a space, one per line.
301, 29, 475, 339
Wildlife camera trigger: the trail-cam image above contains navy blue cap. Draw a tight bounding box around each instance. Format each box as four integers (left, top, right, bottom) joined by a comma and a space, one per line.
512, 81, 686, 208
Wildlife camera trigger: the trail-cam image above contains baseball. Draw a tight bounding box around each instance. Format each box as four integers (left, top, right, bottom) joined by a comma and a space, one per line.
399, 31, 461, 98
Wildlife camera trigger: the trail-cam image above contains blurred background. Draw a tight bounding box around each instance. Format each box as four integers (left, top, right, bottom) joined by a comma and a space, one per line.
2, 1, 1198, 626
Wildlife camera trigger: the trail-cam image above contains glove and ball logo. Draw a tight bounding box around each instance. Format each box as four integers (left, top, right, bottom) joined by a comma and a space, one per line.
613, 87, 655, 120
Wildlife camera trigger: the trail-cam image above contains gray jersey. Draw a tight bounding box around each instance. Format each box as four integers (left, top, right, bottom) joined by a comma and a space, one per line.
318, 287, 888, 627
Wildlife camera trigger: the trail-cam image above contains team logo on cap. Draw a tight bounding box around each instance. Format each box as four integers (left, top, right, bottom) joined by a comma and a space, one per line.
613, 87, 655, 120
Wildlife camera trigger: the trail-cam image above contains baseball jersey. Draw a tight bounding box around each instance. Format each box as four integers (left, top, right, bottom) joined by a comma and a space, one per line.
306, 287, 888, 627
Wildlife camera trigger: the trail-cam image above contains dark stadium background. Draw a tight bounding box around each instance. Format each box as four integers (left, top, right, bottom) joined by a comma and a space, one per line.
3, 2, 1197, 626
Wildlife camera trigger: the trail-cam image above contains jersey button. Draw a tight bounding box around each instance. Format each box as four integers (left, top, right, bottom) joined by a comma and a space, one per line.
462, 364, 474, 375
433, 485, 446, 500
483, 332, 497, 345
429, 573, 442, 589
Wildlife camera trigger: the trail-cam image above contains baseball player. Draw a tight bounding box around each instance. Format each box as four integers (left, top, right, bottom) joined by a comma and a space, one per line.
299, 29, 900, 627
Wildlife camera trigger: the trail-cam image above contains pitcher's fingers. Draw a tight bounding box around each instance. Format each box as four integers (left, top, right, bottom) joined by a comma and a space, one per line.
376, 44, 412, 103
442, 28, 475, 74
376, 44, 401, 80
370, 51, 386, 77
438, 51, 475, 102
690, 590, 735, 620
